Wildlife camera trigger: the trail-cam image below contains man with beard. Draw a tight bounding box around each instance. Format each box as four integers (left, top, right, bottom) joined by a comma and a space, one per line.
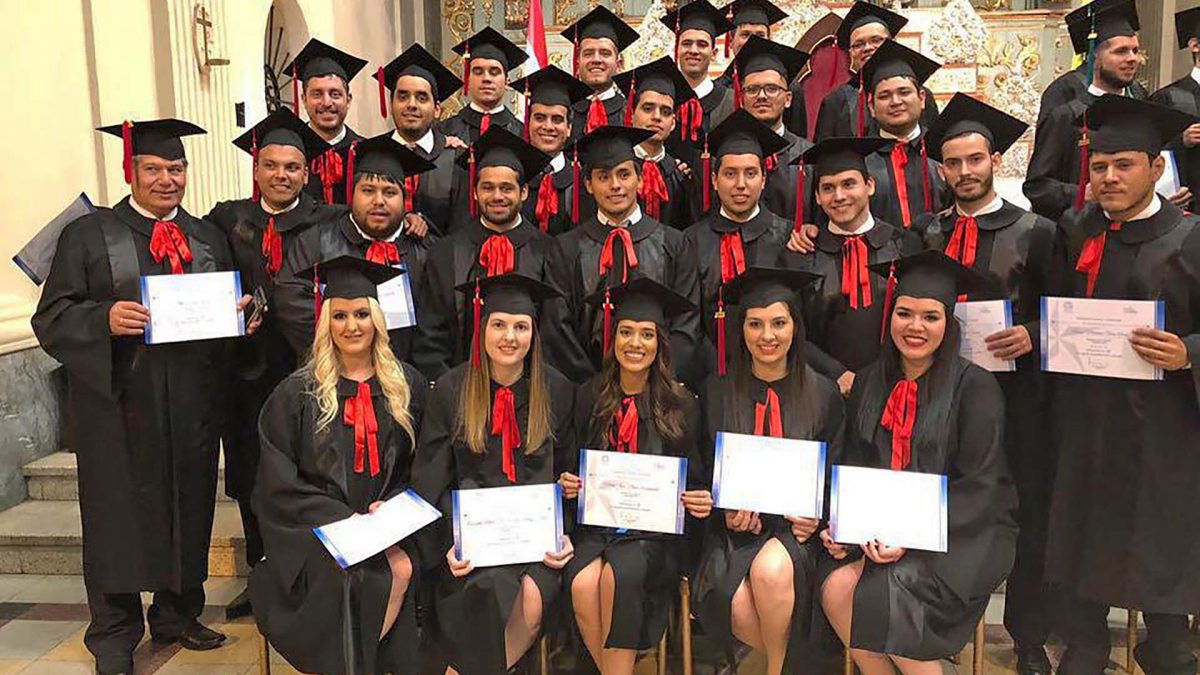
1150, 6, 1200, 213
275, 134, 437, 363
373, 44, 472, 235
562, 6, 641, 138
286, 39, 368, 205
206, 110, 335, 618
911, 94, 1057, 675
412, 128, 590, 380
440, 27, 528, 143
511, 65, 592, 235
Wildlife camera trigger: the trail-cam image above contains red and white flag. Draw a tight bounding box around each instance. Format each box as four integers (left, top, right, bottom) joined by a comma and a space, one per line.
525, 0, 549, 74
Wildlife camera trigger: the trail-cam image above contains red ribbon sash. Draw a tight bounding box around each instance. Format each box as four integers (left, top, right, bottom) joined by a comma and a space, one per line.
719, 231, 746, 283
535, 173, 558, 232
262, 216, 282, 277
149, 221, 192, 275
753, 387, 783, 437
599, 226, 639, 284
479, 235, 515, 276
639, 160, 669, 220
881, 379, 918, 471
841, 235, 871, 309
492, 386, 521, 482
365, 240, 400, 266
343, 382, 381, 477
610, 396, 639, 454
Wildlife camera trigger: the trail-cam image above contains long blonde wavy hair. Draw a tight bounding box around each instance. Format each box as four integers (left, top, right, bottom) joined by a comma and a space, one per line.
456, 325, 554, 455
305, 297, 415, 443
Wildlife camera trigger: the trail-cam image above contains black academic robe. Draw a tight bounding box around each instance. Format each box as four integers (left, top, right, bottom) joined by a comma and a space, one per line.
411, 218, 589, 381
275, 212, 434, 364
249, 368, 429, 674
405, 129, 472, 235
573, 150, 699, 232
522, 157, 580, 236
304, 125, 363, 205
691, 366, 845, 668
1023, 93, 1095, 223
865, 132, 950, 230
438, 105, 524, 144
1045, 201, 1200, 612
813, 82, 939, 142
764, 128, 816, 226
666, 81, 736, 186
570, 89, 627, 141
714, 72, 810, 140
31, 197, 233, 594
412, 364, 576, 675
1151, 76, 1200, 207
557, 214, 702, 374
832, 358, 1017, 660
563, 380, 704, 652
1036, 65, 1149, 127
785, 219, 919, 380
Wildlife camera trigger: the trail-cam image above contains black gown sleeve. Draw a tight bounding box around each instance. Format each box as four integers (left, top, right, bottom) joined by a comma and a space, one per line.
410, 373, 460, 566
669, 233, 703, 384
539, 239, 594, 381
1022, 105, 1078, 221
411, 241, 457, 380
1166, 225, 1200, 407
813, 89, 841, 143
274, 225, 323, 356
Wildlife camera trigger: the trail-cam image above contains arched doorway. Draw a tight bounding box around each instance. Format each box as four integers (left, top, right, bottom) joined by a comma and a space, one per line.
263, 0, 310, 113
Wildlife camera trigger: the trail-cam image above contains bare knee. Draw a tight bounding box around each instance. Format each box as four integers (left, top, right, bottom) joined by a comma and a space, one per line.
387, 548, 413, 588
749, 540, 794, 595
571, 559, 603, 604
520, 576, 543, 632
821, 561, 861, 609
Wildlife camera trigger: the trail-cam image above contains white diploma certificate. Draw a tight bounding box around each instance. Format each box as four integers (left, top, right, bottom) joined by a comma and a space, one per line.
377, 264, 416, 330
140, 271, 244, 344
312, 489, 441, 569
1040, 296, 1164, 381
578, 450, 687, 535
829, 465, 948, 553
712, 432, 826, 518
453, 483, 563, 568
1157, 150, 1181, 198
955, 300, 1016, 373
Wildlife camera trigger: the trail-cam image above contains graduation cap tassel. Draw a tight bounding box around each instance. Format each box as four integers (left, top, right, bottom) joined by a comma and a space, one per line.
313, 265, 323, 324
1085, 12, 1098, 89
880, 262, 897, 343
792, 164, 805, 233
602, 288, 613, 354
857, 81, 866, 137
251, 130, 260, 202
701, 140, 712, 212
292, 64, 301, 116
121, 121, 134, 185
724, 8, 733, 58
1074, 118, 1090, 211
471, 279, 483, 369
463, 50, 472, 98
572, 41, 580, 79
522, 83, 532, 142
716, 291, 727, 377
572, 148, 581, 224
344, 141, 357, 204
625, 75, 636, 128
732, 65, 743, 111
469, 148, 478, 218
377, 67, 388, 119
920, 138, 932, 213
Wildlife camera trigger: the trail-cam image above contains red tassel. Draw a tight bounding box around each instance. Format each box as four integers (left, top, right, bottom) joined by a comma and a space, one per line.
602, 288, 613, 354
732, 65, 742, 111
880, 262, 897, 343
857, 81, 866, 137
345, 141, 356, 203
625, 74, 636, 127
250, 130, 260, 201
292, 64, 301, 117
716, 290, 727, 377
920, 138, 932, 213
572, 41, 579, 78
121, 121, 133, 185
793, 164, 805, 232
522, 82, 532, 141
572, 148, 581, 224
469, 148, 478, 218
724, 8, 733, 59
463, 50, 471, 98
1075, 116, 1090, 211
471, 279, 483, 368
313, 265, 323, 324
701, 143, 711, 212
377, 66, 388, 119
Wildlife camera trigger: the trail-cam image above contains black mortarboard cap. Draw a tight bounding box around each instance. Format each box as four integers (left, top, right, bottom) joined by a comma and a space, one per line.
97, 118, 205, 162
284, 39, 368, 84
1065, 0, 1139, 56
708, 109, 790, 159
662, 0, 734, 38
720, 266, 819, 309
569, 125, 656, 171
456, 126, 553, 185
510, 65, 593, 108
374, 44, 463, 104
1077, 94, 1195, 156
860, 39, 940, 92
613, 57, 697, 107
296, 254, 404, 301
585, 276, 695, 330
836, 1, 908, 50
923, 93, 1028, 163
1176, 6, 1200, 49
723, 35, 810, 83
798, 136, 892, 179
232, 109, 327, 161
869, 250, 996, 312
453, 26, 529, 73
455, 273, 563, 320
353, 133, 437, 181
725, 0, 789, 28
561, 6, 640, 52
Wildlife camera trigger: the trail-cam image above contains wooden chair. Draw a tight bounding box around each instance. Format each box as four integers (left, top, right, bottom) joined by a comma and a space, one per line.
842, 616, 986, 675
1126, 608, 1139, 674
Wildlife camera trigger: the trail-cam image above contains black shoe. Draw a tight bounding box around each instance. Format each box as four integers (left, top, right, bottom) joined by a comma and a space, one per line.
94, 655, 134, 675
224, 588, 253, 620
152, 621, 227, 651
1015, 644, 1052, 675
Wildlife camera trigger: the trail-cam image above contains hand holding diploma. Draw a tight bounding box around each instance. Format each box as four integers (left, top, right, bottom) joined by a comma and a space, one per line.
558, 472, 581, 500
237, 294, 263, 336
862, 539, 907, 564
681, 490, 713, 519
1129, 327, 1190, 371
786, 516, 820, 544
725, 510, 762, 535
985, 325, 1031, 361
109, 301, 150, 336
819, 528, 850, 560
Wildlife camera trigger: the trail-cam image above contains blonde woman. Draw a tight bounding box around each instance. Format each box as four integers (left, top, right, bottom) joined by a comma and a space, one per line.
412, 273, 577, 675
250, 256, 430, 675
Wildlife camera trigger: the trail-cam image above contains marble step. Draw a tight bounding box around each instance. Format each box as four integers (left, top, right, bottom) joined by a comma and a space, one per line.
23, 452, 232, 502
0, 499, 248, 576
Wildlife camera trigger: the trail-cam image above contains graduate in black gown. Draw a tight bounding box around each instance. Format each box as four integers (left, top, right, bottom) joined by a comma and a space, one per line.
412, 274, 577, 675
562, 7, 640, 139
276, 134, 437, 364
911, 94, 1058, 675
251, 256, 430, 674
412, 127, 590, 381
812, 2, 938, 143
714, 0, 797, 134
207, 110, 335, 617
1149, 7, 1200, 212
32, 119, 256, 673
511, 66, 592, 235
373, 44, 472, 235
559, 278, 711, 675
611, 57, 702, 231
285, 39, 368, 206
819, 251, 1016, 672
1043, 97, 1200, 675
440, 27, 528, 144
785, 138, 919, 394
557, 125, 702, 376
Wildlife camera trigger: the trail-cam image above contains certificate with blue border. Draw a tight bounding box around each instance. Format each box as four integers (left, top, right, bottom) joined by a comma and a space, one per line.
1040, 296, 1165, 381
140, 270, 244, 344
312, 489, 441, 569
578, 449, 687, 535
452, 483, 563, 568
712, 431, 826, 518
955, 299, 1016, 373
829, 465, 948, 553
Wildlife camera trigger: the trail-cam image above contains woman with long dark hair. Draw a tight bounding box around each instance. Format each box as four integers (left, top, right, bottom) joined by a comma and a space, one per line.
559, 278, 712, 675
819, 251, 1017, 675
412, 273, 577, 675
692, 267, 846, 675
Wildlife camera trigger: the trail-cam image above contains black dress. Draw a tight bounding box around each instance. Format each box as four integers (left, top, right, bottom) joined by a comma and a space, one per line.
692, 367, 845, 668
829, 358, 1017, 660
438, 105, 524, 144
562, 380, 704, 652
412, 363, 577, 675
249, 367, 430, 674
303, 125, 363, 205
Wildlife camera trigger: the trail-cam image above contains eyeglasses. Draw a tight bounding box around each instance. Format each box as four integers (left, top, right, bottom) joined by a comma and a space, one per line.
849, 36, 886, 52
743, 84, 786, 99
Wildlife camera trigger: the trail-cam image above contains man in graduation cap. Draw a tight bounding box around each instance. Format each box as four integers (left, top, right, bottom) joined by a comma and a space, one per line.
206, 110, 339, 617
373, 43, 473, 236
561, 6, 641, 138
33, 119, 262, 673
612, 56, 702, 230
557, 124, 702, 376
1043, 95, 1200, 675
440, 27, 528, 144
275, 132, 436, 364
782, 136, 919, 395
285, 39, 369, 205
413, 127, 589, 381
1150, 6, 1200, 214
909, 94, 1058, 675
511, 65, 592, 235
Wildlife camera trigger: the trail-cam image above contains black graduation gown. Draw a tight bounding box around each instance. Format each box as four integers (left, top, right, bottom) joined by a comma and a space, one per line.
1045, 201, 1200, 612
1151, 76, 1200, 206
786, 77, 810, 140
865, 133, 950, 230
1023, 93, 1095, 223
691, 367, 845, 668
275, 212, 433, 364
521, 158, 580, 236
832, 358, 1017, 660
563, 380, 704, 651
812, 82, 939, 142
570, 90, 627, 141
411, 364, 576, 675
412, 218, 589, 382
31, 197, 233, 594
666, 81, 736, 187
557, 215, 703, 375
250, 369, 429, 674
205, 193, 336, 502
573, 151, 699, 232
1036, 65, 1149, 127
303, 125, 364, 205
764, 129, 816, 226
438, 105, 524, 144
785, 220, 919, 380
406, 129, 473, 235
